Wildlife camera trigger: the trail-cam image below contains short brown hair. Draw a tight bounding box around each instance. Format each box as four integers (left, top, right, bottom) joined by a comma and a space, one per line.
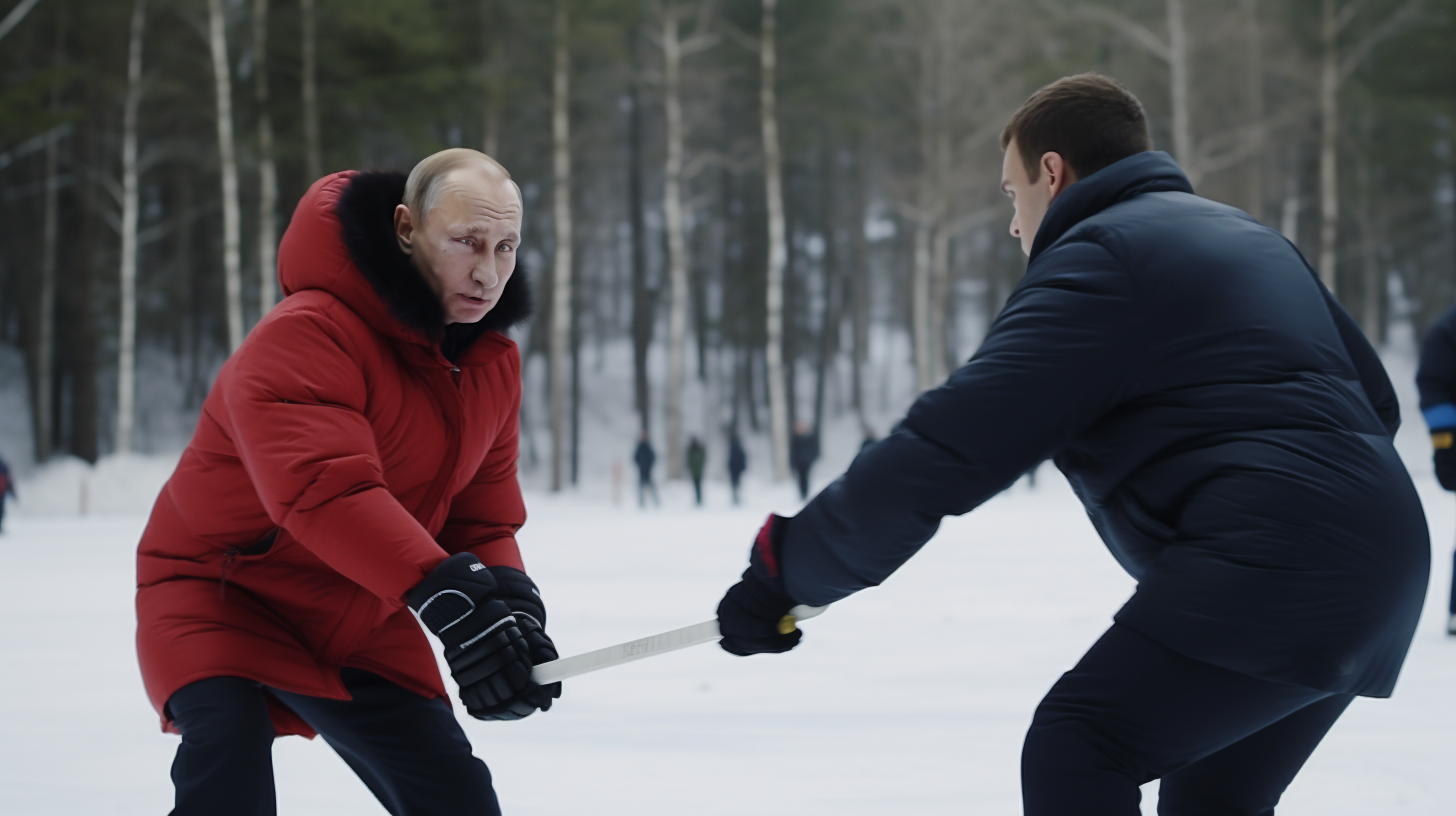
403, 148, 512, 223
1000, 74, 1152, 182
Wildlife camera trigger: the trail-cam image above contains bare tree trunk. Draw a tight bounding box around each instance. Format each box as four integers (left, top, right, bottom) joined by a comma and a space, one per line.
117, 0, 147, 455
549, 4, 572, 492
761, 0, 790, 481
1242, 0, 1265, 222
628, 41, 652, 435
208, 0, 244, 351
1356, 152, 1383, 340
1166, 0, 1193, 178
300, 0, 322, 181
911, 219, 932, 391
849, 144, 870, 426
1318, 0, 1339, 292
662, 12, 689, 481
1280, 165, 1301, 244
254, 0, 277, 315
35, 27, 63, 463
480, 0, 500, 157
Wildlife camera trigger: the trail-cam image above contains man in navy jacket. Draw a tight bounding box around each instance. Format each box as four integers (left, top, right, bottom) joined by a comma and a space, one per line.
1416, 303, 1456, 635
717, 74, 1429, 814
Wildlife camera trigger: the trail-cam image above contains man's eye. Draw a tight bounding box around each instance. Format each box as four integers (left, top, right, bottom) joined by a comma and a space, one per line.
497, 243, 514, 252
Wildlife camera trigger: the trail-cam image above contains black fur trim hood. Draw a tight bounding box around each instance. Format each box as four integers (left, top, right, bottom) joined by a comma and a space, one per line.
335, 170, 531, 357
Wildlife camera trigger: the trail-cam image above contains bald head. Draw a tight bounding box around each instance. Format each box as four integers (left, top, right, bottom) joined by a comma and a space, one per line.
403, 148, 515, 226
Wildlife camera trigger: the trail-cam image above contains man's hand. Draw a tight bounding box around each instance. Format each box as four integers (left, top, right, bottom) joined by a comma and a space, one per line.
407, 553, 554, 720
718, 514, 804, 656
1434, 430, 1456, 491
486, 565, 563, 705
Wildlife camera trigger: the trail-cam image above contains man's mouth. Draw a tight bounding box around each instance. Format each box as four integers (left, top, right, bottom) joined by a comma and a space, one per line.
458, 294, 488, 305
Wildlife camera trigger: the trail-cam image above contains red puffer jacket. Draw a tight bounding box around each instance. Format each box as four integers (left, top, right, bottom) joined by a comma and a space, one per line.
136, 170, 532, 736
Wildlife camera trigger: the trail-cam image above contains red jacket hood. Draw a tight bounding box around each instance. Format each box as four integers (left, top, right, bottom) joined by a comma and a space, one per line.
277, 171, 531, 361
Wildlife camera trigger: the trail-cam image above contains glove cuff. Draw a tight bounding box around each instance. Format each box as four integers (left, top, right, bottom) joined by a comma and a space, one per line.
749, 514, 791, 583
407, 553, 499, 635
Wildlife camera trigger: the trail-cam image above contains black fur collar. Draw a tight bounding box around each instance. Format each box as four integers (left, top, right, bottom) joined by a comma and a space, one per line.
336, 170, 531, 358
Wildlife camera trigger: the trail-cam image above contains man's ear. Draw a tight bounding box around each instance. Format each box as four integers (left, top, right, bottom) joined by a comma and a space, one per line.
394, 204, 415, 255
1041, 152, 1076, 198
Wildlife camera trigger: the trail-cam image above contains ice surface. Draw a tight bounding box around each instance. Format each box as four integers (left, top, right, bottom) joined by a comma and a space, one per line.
1, 342, 1453, 814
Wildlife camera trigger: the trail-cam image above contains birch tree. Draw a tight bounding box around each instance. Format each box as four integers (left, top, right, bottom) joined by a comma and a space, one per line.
207, 0, 244, 351
254, 0, 277, 314
301, 0, 321, 181
653, 1, 716, 481
550, 3, 573, 492
117, 0, 147, 455
1316, 0, 1422, 294
759, 0, 790, 481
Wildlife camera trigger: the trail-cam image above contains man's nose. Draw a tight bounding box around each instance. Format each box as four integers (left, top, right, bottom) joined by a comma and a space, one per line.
473, 257, 500, 290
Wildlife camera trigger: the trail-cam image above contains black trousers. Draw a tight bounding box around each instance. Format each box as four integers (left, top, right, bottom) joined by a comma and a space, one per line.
167, 668, 499, 816
1023, 624, 1352, 815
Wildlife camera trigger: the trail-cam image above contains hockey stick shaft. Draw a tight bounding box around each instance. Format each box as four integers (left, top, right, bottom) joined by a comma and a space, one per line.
531, 604, 825, 685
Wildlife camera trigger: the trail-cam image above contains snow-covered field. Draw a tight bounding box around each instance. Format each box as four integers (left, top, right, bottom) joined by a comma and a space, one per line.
2, 338, 1454, 814
1, 464, 1453, 815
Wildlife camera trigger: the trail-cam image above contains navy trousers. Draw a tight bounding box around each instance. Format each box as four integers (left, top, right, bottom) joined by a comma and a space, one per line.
1023, 624, 1352, 815
167, 668, 499, 816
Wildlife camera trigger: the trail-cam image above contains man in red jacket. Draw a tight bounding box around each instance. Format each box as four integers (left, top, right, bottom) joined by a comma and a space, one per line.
135, 149, 555, 816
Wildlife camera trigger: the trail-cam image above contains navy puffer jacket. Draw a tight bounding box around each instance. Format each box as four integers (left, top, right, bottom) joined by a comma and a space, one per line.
782, 151, 1428, 698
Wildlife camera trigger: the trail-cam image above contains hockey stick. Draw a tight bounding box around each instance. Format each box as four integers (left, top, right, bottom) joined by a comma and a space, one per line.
531, 604, 826, 685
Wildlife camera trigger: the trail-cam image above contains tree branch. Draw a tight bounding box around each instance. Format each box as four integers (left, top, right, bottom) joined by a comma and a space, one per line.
1338, 0, 1423, 85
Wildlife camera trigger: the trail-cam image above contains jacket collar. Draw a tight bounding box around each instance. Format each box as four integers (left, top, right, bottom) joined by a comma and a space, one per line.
1028, 151, 1193, 263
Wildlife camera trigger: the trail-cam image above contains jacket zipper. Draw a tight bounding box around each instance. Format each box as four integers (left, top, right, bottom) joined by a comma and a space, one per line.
219, 548, 238, 600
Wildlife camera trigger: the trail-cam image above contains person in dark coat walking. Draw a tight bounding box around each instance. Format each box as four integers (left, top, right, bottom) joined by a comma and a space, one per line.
136, 151, 559, 816
634, 431, 659, 508
716, 75, 1427, 814
687, 436, 707, 506
1416, 303, 1456, 635
0, 453, 14, 534
727, 434, 747, 505
789, 421, 819, 501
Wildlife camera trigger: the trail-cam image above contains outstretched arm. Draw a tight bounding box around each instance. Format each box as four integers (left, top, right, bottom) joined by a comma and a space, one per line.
717, 239, 1143, 654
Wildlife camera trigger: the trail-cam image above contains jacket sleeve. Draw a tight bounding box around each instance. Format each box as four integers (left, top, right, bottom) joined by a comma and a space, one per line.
222, 308, 449, 605
1322, 287, 1400, 437
437, 360, 527, 572
1417, 307, 1456, 426
781, 241, 1143, 607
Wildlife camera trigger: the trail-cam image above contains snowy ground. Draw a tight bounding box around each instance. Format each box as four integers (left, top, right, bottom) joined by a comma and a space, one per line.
2, 337, 1455, 814
1, 464, 1454, 815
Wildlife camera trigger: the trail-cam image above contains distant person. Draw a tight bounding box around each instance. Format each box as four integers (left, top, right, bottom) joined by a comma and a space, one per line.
135, 150, 559, 815
635, 430, 659, 508
0, 452, 13, 534
727, 433, 747, 505
715, 74, 1427, 813
1417, 302, 1456, 635
687, 436, 707, 506
789, 420, 819, 501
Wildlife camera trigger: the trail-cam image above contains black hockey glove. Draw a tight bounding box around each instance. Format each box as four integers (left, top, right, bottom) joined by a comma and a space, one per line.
486, 566, 563, 706
1434, 430, 1456, 491
406, 553, 552, 721
718, 514, 803, 656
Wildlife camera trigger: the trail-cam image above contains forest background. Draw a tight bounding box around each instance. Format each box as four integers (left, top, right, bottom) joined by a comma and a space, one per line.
2, 0, 1454, 493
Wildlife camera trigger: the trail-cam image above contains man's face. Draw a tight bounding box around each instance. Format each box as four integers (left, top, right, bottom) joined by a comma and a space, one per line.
395, 167, 522, 325
1000, 139, 1073, 257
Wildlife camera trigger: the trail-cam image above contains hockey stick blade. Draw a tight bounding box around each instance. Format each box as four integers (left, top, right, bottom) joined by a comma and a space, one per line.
531, 604, 826, 685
